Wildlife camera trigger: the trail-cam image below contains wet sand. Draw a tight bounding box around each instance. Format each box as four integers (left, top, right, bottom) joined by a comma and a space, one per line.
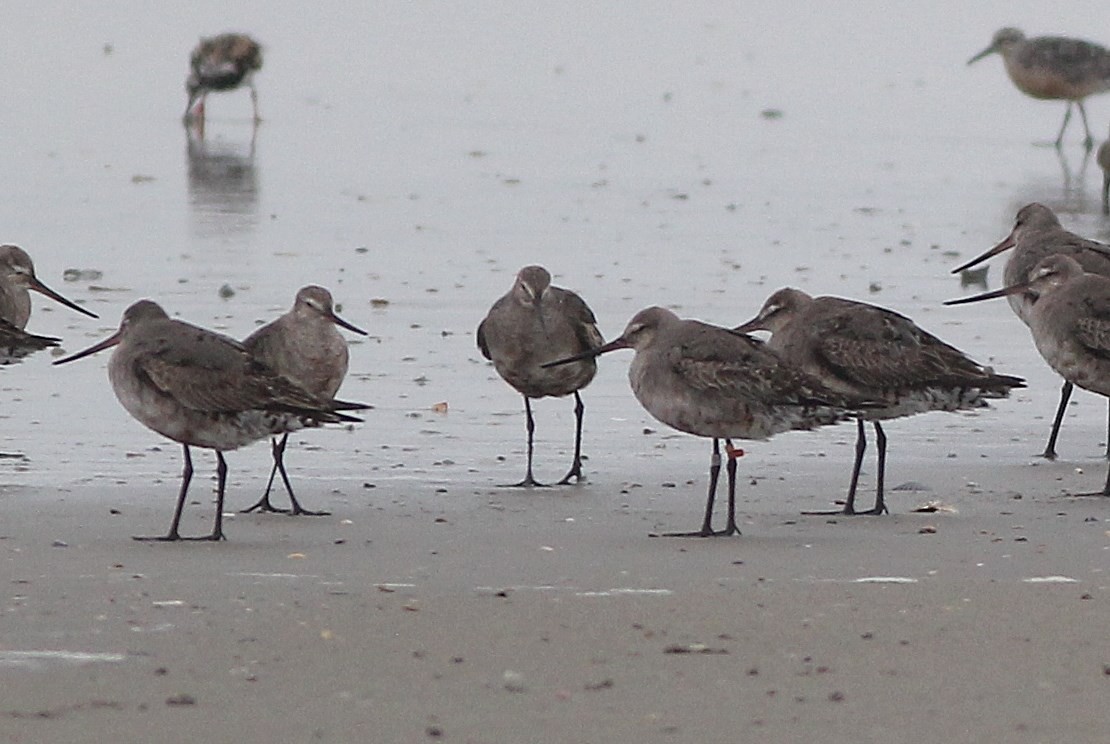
2, 2, 1110, 742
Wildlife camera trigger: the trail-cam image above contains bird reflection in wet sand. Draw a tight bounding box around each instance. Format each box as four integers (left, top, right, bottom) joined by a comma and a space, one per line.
968, 27, 1110, 147
478, 266, 603, 487
1097, 126, 1110, 214
184, 32, 263, 129
735, 289, 1024, 516
0, 244, 98, 363
545, 307, 871, 537
947, 255, 1110, 496
53, 301, 369, 542
241, 286, 369, 516
187, 129, 258, 238
951, 203, 1110, 460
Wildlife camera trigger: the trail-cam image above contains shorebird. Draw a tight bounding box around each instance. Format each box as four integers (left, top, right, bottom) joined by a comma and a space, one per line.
950, 203, 1110, 460
735, 289, 1025, 515
0, 244, 98, 330
240, 286, 368, 516
53, 300, 367, 541
184, 33, 263, 125
946, 255, 1110, 495
477, 266, 603, 487
1098, 127, 1110, 214
544, 307, 869, 537
968, 28, 1110, 147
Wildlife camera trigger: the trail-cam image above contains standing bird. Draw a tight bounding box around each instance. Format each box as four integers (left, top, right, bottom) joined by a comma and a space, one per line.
968, 27, 1110, 148
240, 286, 368, 516
184, 33, 263, 125
53, 301, 368, 542
477, 266, 603, 487
734, 289, 1024, 515
947, 255, 1110, 495
545, 307, 868, 537
950, 203, 1110, 460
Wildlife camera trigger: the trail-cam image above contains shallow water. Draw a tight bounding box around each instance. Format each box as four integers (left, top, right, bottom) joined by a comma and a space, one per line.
3, 1, 1110, 508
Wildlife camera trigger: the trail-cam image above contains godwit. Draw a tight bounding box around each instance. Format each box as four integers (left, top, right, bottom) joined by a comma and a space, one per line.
950, 203, 1110, 460
735, 289, 1024, 515
1097, 126, 1110, 214
968, 28, 1110, 147
184, 33, 263, 125
0, 244, 98, 329
240, 286, 368, 516
946, 255, 1110, 495
477, 266, 603, 487
53, 301, 367, 541
544, 307, 869, 537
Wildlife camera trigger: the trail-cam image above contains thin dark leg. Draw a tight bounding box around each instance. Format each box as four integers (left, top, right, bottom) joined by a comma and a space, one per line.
657, 438, 723, 537
208, 452, 228, 541
556, 392, 586, 485
1104, 399, 1110, 460
250, 85, 261, 123
1102, 173, 1110, 216
804, 418, 867, 516
277, 439, 329, 516
865, 422, 890, 515
720, 439, 742, 536
1077, 100, 1094, 149
1055, 102, 1073, 148
241, 436, 288, 514
504, 396, 547, 487
1040, 381, 1074, 460
134, 445, 194, 542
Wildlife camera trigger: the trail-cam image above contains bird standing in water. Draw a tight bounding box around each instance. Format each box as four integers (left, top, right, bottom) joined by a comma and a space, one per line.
477, 266, 603, 487
184, 33, 263, 126
968, 27, 1110, 147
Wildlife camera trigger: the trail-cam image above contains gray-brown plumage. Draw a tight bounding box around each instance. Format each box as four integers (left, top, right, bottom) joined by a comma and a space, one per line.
968, 27, 1110, 147
947, 254, 1110, 495
545, 306, 870, 537
53, 300, 367, 541
951, 203, 1110, 460
241, 286, 368, 516
477, 266, 603, 487
0, 244, 97, 328
735, 289, 1024, 515
185, 33, 263, 124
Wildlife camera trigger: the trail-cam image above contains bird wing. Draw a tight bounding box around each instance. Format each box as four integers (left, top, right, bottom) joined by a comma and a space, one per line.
811, 306, 986, 389
1072, 296, 1110, 359
475, 317, 492, 360
553, 288, 604, 351
672, 326, 837, 407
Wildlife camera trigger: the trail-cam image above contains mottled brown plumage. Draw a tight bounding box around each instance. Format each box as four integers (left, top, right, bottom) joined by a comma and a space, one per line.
735, 288, 1023, 515
545, 306, 869, 537
478, 266, 603, 486
53, 300, 367, 541
241, 286, 368, 516
185, 33, 263, 124
969, 27, 1110, 146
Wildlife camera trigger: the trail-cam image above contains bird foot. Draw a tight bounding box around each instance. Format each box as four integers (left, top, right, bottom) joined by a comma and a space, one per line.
240, 498, 291, 515
289, 506, 331, 517
1036, 450, 1059, 461
132, 532, 226, 542
650, 525, 742, 538
500, 475, 550, 488
1066, 490, 1110, 498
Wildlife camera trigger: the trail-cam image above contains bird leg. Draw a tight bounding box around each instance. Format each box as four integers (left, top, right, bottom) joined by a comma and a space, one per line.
1039, 380, 1074, 460
207, 452, 229, 541
134, 445, 194, 541
556, 391, 586, 485
503, 397, 548, 487
862, 422, 890, 515
241, 435, 290, 514
654, 438, 740, 537
1055, 102, 1074, 148
1077, 100, 1094, 149
250, 85, 261, 124
805, 418, 870, 516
